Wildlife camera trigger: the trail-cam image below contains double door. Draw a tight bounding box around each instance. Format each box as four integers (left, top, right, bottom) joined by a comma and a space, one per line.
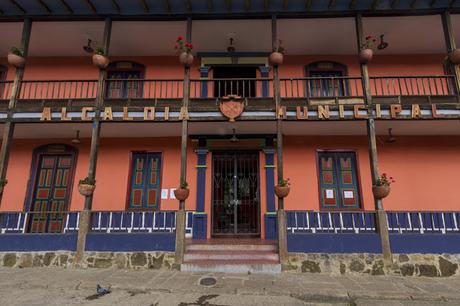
212, 152, 260, 236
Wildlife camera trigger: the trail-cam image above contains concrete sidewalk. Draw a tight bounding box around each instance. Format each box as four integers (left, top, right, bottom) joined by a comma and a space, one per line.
0, 268, 460, 306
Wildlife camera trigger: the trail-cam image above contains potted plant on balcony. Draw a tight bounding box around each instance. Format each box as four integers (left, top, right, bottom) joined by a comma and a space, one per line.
0, 179, 8, 194
359, 36, 377, 64
274, 178, 290, 198
448, 49, 460, 65
372, 173, 395, 199
269, 40, 285, 66
78, 177, 96, 196
174, 181, 190, 201
92, 47, 110, 69
175, 36, 194, 67
7, 47, 26, 68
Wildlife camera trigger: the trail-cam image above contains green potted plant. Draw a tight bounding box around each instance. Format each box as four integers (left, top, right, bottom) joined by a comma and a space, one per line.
92, 47, 110, 69
448, 49, 460, 65
8, 47, 26, 68
372, 173, 395, 199
359, 36, 377, 64
175, 36, 194, 67
269, 40, 285, 66
274, 178, 290, 198
0, 179, 8, 194
174, 181, 190, 201
78, 177, 96, 196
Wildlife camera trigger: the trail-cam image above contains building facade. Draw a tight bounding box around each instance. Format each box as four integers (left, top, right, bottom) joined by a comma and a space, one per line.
0, 0, 460, 272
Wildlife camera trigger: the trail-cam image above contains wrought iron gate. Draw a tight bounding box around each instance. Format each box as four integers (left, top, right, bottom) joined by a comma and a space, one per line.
212, 152, 260, 236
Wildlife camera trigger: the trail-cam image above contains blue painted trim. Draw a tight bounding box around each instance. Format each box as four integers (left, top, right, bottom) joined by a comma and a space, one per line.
0, 234, 77, 251
199, 66, 210, 98
193, 214, 207, 240
287, 233, 382, 253
265, 214, 277, 240
195, 149, 208, 212
85, 233, 175, 252
259, 66, 271, 97
390, 234, 460, 254
263, 149, 276, 212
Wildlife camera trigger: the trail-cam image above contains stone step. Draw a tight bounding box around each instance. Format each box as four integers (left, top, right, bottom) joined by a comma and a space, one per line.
181, 260, 281, 274
185, 244, 277, 252
184, 250, 279, 262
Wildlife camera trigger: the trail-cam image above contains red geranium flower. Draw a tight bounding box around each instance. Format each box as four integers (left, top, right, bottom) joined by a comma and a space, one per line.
177, 36, 184, 41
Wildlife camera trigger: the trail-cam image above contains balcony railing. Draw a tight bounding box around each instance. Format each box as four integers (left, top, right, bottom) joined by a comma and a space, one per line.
18, 80, 98, 101
369, 75, 457, 97
387, 211, 460, 234
3, 75, 457, 103
0, 211, 80, 234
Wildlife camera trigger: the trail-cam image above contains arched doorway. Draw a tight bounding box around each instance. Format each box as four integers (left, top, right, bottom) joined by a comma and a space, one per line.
26, 144, 78, 233
106, 61, 145, 99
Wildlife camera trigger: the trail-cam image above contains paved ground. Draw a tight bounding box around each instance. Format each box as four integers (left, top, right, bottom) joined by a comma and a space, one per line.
1, 268, 460, 306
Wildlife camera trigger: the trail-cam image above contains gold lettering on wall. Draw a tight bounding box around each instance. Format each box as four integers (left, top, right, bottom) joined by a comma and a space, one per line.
81, 107, 93, 121
296, 106, 308, 120
60, 107, 71, 121
411, 104, 422, 119
277, 106, 287, 119
40, 107, 51, 121
179, 106, 189, 120
353, 104, 368, 119
144, 107, 155, 120
390, 104, 402, 119
317, 105, 330, 119
338, 105, 345, 119
431, 104, 443, 118
164, 107, 170, 121
103, 107, 113, 121
375, 104, 381, 118
123, 107, 133, 121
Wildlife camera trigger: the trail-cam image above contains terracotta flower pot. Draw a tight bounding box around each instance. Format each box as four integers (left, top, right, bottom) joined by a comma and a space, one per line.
174, 188, 190, 201
274, 185, 290, 198
372, 185, 390, 199
78, 184, 96, 196
179, 52, 194, 67
219, 99, 245, 122
449, 49, 460, 65
269, 52, 284, 66
7, 52, 26, 68
359, 48, 373, 64
92, 54, 110, 69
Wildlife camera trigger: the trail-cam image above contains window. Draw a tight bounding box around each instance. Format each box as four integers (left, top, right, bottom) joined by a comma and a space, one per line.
106, 62, 144, 99
305, 62, 348, 97
0, 65, 7, 99
317, 151, 361, 209
128, 153, 162, 209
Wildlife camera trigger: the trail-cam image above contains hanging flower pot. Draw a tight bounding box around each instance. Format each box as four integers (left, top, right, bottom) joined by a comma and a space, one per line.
269, 52, 284, 66
78, 184, 95, 196
174, 188, 190, 201
179, 52, 194, 67
274, 185, 290, 198
372, 185, 390, 199
359, 48, 373, 64
7, 48, 26, 68
219, 95, 244, 122
92, 54, 110, 69
449, 49, 460, 65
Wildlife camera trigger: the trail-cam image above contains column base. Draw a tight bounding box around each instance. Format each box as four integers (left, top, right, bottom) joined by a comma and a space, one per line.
192, 212, 207, 240
175, 209, 186, 264
277, 209, 288, 265
73, 209, 91, 268
264, 213, 277, 240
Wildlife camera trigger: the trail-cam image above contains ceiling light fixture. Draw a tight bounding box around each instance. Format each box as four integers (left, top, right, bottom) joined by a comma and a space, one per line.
83, 39, 94, 54
386, 128, 396, 143
230, 128, 238, 142
71, 130, 81, 144
377, 34, 389, 50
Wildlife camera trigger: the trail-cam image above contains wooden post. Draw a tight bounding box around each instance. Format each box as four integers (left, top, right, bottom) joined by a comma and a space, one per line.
272, 15, 288, 266
175, 17, 192, 265
441, 12, 460, 100
355, 14, 392, 263
74, 18, 112, 267
0, 18, 32, 206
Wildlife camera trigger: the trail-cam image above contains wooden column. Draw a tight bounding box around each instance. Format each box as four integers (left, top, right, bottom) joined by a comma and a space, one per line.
175, 18, 192, 265
441, 12, 460, 99
272, 15, 288, 266
0, 18, 32, 205
74, 18, 112, 267
355, 14, 392, 263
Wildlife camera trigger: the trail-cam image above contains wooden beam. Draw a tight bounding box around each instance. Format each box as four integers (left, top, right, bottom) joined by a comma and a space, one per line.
283, 0, 289, 9
9, 0, 26, 13
37, 0, 52, 13
328, 0, 336, 9
164, 0, 172, 12
390, 0, 400, 8
305, 0, 312, 10
410, 0, 418, 8
59, 0, 74, 14
207, 0, 213, 11
185, 0, 192, 11
225, 0, 231, 11
264, 0, 270, 10
83, 0, 97, 13
442, 12, 460, 99
450, 0, 456, 7
349, 0, 357, 9
371, 0, 380, 10
139, 0, 149, 12
111, 0, 120, 14
430, 0, 438, 7
245, 0, 251, 11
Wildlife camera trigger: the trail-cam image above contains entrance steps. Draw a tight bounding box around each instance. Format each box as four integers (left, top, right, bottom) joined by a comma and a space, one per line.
180, 239, 281, 274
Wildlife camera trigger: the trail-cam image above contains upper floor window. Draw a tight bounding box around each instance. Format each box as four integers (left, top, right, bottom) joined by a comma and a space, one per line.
127, 152, 162, 210
106, 61, 144, 99
305, 62, 348, 97
317, 151, 361, 210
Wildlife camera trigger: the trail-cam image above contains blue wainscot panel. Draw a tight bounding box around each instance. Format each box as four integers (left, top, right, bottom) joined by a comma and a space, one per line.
390, 234, 460, 254
0, 234, 77, 251
287, 233, 382, 253
85, 233, 175, 252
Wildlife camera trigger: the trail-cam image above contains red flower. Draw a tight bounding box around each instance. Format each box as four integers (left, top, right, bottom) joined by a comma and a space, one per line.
366, 36, 372, 40
177, 36, 184, 41
188, 44, 193, 49
373, 39, 377, 42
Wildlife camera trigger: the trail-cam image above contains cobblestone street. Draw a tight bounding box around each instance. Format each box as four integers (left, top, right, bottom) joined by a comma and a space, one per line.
1, 268, 460, 306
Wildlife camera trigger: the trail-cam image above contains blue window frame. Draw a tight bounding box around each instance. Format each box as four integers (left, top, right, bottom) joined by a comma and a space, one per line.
128, 153, 162, 210
317, 151, 361, 209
